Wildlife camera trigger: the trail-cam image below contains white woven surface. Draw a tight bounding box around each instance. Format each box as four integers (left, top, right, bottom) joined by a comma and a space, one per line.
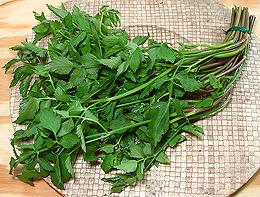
9, 0, 260, 196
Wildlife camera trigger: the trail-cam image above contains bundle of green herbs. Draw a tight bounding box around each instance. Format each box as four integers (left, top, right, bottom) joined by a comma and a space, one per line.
4, 4, 255, 193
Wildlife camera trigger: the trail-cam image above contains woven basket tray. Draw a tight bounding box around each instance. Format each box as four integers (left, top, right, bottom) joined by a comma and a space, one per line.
10, 0, 260, 196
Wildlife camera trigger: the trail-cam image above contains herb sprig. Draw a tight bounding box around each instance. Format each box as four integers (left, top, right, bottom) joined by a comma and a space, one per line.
4, 5, 255, 193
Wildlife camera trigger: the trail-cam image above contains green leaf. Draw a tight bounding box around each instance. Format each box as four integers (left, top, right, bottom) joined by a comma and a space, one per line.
129, 47, 142, 72
59, 133, 79, 149
101, 176, 121, 184
17, 174, 34, 186
19, 75, 31, 97
34, 136, 45, 150
83, 146, 98, 162
68, 101, 84, 116
98, 56, 122, 69
33, 23, 50, 35
40, 108, 61, 134
121, 135, 135, 148
110, 116, 130, 130
143, 143, 153, 156
81, 53, 99, 67
97, 5, 120, 27
156, 151, 170, 164
46, 56, 74, 75
45, 139, 56, 149
139, 84, 153, 98
84, 110, 99, 122
10, 65, 32, 87
139, 76, 168, 98
3, 58, 20, 72
59, 153, 73, 182
182, 124, 204, 136
168, 134, 186, 148
81, 34, 91, 53
176, 71, 203, 92
33, 11, 46, 22
12, 127, 36, 142
72, 6, 91, 32
111, 185, 125, 193
15, 97, 40, 124
22, 42, 47, 58
50, 157, 64, 189
149, 101, 169, 146
63, 13, 74, 31
55, 110, 70, 118
136, 160, 145, 180
101, 154, 115, 173
149, 44, 177, 64
209, 74, 222, 89
129, 143, 144, 158
69, 67, 87, 87
54, 86, 71, 102
84, 110, 98, 121
101, 144, 114, 154
38, 158, 54, 171
133, 35, 149, 45
21, 168, 41, 180
172, 98, 185, 117
152, 75, 169, 89
76, 80, 90, 98
103, 101, 116, 122
76, 124, 86, 152
196, 97, 214, 108
172, 84, 185, 97
102, 29, 128, 49
120, 176, 137, 185
70, 31, 86, 47
179, 100, 191, 109
47, 4, 68, 19
136, 126, 151, 142
33, 64, 48, 77
115, 160, 137, 173
116, 62, 129, 77
17, 143, 34, 150
65, 156, 73, 175
9, 157, 16, 174
58, 118, 74, 137
14, 150, 35, 167
157, 44, 177, 63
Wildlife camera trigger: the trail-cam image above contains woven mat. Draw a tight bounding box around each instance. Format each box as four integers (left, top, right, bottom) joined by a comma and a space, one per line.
9, 0, 260, 196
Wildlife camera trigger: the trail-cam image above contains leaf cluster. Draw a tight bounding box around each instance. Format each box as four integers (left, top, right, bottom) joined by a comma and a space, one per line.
5, 4, 252, 193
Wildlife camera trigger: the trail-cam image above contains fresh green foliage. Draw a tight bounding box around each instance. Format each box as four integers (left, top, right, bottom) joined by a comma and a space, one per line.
149, 101, 170, 146
5, 4, 254, 193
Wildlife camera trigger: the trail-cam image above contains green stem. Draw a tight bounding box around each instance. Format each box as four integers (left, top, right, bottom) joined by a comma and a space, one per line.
185, 55, 214, 72
213, 41, 247, 58
89, 68, 174, 103
58, 31, 70, 39
182, 40, 235, 55
99, 12, 105, 37
158, 92, 170, 100
48, 73, 55, 90
116, 98, 151, 108
85, 120, 150, 144
69, 116, 108, 133
85, 102, 100, 111
39, 97, 57, 101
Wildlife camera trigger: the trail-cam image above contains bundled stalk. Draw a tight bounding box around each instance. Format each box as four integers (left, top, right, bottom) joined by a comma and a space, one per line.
4, 5, 255, 193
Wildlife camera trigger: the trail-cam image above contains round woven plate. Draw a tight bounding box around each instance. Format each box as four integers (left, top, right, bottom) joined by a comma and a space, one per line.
10, 0, 260, 196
